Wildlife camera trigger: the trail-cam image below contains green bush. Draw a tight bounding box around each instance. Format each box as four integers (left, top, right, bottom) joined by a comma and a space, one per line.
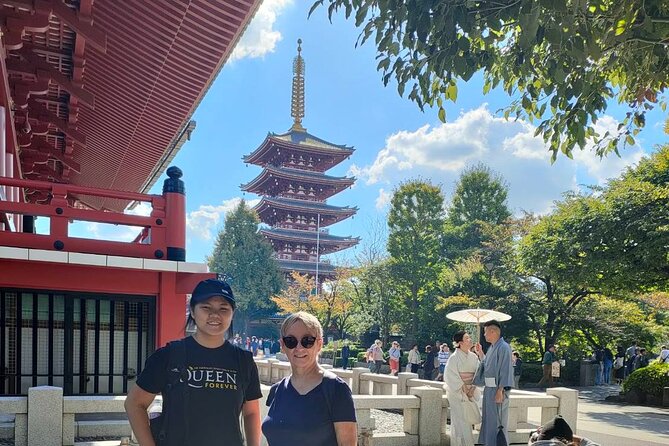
521, 362, 544, 384
622, 362, 669, 397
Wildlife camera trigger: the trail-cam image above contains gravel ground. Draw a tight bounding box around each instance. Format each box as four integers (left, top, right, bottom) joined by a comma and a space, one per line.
370, 408, 406, 434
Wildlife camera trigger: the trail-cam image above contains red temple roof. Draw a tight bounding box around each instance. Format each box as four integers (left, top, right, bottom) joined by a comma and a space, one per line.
260, 227, 359, 253
241, 166, 355, 199
254, 196, 358, 226
243, 129, 354, 170
1, 0, 261, 211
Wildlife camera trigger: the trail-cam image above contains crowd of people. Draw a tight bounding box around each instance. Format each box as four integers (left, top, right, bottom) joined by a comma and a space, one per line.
230, 334, 281, 357
590, 341, 668, 386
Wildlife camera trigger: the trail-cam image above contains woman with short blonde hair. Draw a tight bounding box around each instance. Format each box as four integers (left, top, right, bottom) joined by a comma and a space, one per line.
262, 311, 357, 445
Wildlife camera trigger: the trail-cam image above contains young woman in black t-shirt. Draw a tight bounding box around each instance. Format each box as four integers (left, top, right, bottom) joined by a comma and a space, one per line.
125, 279, 262, 446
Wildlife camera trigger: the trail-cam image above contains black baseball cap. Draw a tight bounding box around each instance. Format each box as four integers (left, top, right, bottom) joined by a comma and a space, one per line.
190, 279, 235, 309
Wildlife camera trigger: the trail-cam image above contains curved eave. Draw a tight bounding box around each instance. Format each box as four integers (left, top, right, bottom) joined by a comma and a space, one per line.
243, 132, 354, 165
241, 167, 355, 192
253, 197, 358, 216
260, 228, 360, 246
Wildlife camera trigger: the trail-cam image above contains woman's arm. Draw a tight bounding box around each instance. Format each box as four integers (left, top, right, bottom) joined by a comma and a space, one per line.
124, 385, 157, 446
334, 421, 358, 446
242, 399, 261, 446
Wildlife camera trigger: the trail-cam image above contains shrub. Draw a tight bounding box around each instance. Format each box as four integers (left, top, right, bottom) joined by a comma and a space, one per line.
521, 362, 543, 384
622, 362, 669, 398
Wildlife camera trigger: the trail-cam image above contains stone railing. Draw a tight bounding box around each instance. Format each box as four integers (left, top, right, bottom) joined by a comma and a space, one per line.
0, 360, 577, 446
255, 359, 578, 445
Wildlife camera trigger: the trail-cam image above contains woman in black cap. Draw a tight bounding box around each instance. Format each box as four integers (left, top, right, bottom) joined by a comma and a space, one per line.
125, 278, 262, 446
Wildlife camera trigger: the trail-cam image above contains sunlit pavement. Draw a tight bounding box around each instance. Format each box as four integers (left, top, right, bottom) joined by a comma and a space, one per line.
524, 385, 669, 446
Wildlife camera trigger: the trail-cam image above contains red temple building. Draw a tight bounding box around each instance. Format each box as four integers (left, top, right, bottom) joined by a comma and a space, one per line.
0, 0, 260, 395
242, 41, 359, 279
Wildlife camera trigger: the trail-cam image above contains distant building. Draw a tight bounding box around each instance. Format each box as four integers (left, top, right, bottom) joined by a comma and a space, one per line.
241, 40, 360, 280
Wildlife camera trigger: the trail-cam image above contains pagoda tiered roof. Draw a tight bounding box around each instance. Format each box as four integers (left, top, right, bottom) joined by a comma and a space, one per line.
241, 166, 355, 199
277, 259, 337, 276
243, 129, 354, 170
254, 197, 357, 227
260, 227, 359, 254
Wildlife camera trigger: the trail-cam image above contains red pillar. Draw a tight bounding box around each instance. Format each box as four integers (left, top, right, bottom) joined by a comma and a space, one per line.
163, 166, 186, 261
157, 271, 186, 347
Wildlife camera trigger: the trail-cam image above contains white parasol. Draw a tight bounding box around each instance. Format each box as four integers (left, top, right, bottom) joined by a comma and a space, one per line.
446, 308, 511, 324
446, 308, 511, 344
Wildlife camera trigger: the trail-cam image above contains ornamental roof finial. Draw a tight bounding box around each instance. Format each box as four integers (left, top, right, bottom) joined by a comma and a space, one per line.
290, 39, 306, 132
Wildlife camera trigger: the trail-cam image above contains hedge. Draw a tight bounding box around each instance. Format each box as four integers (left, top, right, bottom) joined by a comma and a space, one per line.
622, 361, 669, 398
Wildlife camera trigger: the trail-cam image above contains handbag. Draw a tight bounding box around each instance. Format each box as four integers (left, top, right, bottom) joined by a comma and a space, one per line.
462, 398, 481, 425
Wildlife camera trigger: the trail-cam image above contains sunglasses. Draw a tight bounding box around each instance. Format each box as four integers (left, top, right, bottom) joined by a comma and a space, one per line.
282, 335, 318, 349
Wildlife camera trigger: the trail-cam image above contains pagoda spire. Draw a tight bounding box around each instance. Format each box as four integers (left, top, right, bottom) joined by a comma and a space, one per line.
290, 39, 306, 132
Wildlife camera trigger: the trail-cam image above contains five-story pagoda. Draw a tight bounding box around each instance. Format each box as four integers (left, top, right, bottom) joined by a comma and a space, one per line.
241, 40, 359, 279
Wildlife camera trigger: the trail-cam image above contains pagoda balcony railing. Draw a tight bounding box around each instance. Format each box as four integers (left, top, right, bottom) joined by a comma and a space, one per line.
0, 167, 187, 261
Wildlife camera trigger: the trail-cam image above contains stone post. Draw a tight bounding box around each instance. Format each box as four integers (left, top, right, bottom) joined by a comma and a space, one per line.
266, 358, 279, 384
663, 387, 669, 408
14, 413, 27, 446
351, 367, 368, 395
397, 372, 418, 395
27, 386, 63, 446
410, 386, 443, 446
546, 387, 579, 431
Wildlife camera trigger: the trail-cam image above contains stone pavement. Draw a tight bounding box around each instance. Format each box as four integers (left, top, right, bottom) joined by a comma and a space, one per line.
525, 384, 669, 446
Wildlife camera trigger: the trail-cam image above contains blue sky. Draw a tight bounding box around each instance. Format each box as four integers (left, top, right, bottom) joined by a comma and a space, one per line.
75, 1, 668, 265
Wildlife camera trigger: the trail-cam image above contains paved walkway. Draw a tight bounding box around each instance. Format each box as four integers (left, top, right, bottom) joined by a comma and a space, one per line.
525, 385, 669, 446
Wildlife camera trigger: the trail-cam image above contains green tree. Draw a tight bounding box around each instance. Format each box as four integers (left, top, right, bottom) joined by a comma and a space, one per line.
312, 0, 669, 160
208, 201, 285, 333
448, 164, 511, 227
387, 180, 445, 336
444, 164, 512, 262
517, 146, 669, 352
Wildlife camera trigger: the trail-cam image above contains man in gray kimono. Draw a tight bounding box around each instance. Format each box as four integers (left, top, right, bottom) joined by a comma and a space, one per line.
474, 320, 514, 445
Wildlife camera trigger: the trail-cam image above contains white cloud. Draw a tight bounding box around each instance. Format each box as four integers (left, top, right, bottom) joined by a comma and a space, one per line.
230, 0, 293, 61
355, 105, 645, 215
375, 188, 392, 210
187, 197, 260, 240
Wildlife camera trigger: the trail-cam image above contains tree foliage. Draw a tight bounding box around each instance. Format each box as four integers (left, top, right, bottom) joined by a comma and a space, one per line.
387, 180, 445, 336
448, 164, 511, 226
207, 201, 285, 332
272, 272, 322, 315
312, 0, 669, 160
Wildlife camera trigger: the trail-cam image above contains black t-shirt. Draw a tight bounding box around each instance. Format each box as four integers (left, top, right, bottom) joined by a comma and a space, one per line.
137, 337, 262, 446
262, 373, 356, 446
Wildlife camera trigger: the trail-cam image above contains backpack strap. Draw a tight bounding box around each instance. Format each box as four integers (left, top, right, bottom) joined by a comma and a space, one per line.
158, 339, 189, 446
235, 344, 249, 401
321, 371, 338, 421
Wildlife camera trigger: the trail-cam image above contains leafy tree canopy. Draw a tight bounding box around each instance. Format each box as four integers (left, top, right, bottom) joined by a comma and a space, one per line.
208, 201, 285, 331
312, 0, 669, 160
448, 163, 511, 226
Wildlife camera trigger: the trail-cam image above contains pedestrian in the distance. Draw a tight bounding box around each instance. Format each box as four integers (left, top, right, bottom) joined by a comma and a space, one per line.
388, 341, 401, 376
340, 341, 350, 370
538, 345, 557, 388
408, 344, 421, 374
512, 351, 522, 389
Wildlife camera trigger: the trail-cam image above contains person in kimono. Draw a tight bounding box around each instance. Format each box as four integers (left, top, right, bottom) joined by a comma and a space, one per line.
445, 330, 480, 446
474, 320, 514, 446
